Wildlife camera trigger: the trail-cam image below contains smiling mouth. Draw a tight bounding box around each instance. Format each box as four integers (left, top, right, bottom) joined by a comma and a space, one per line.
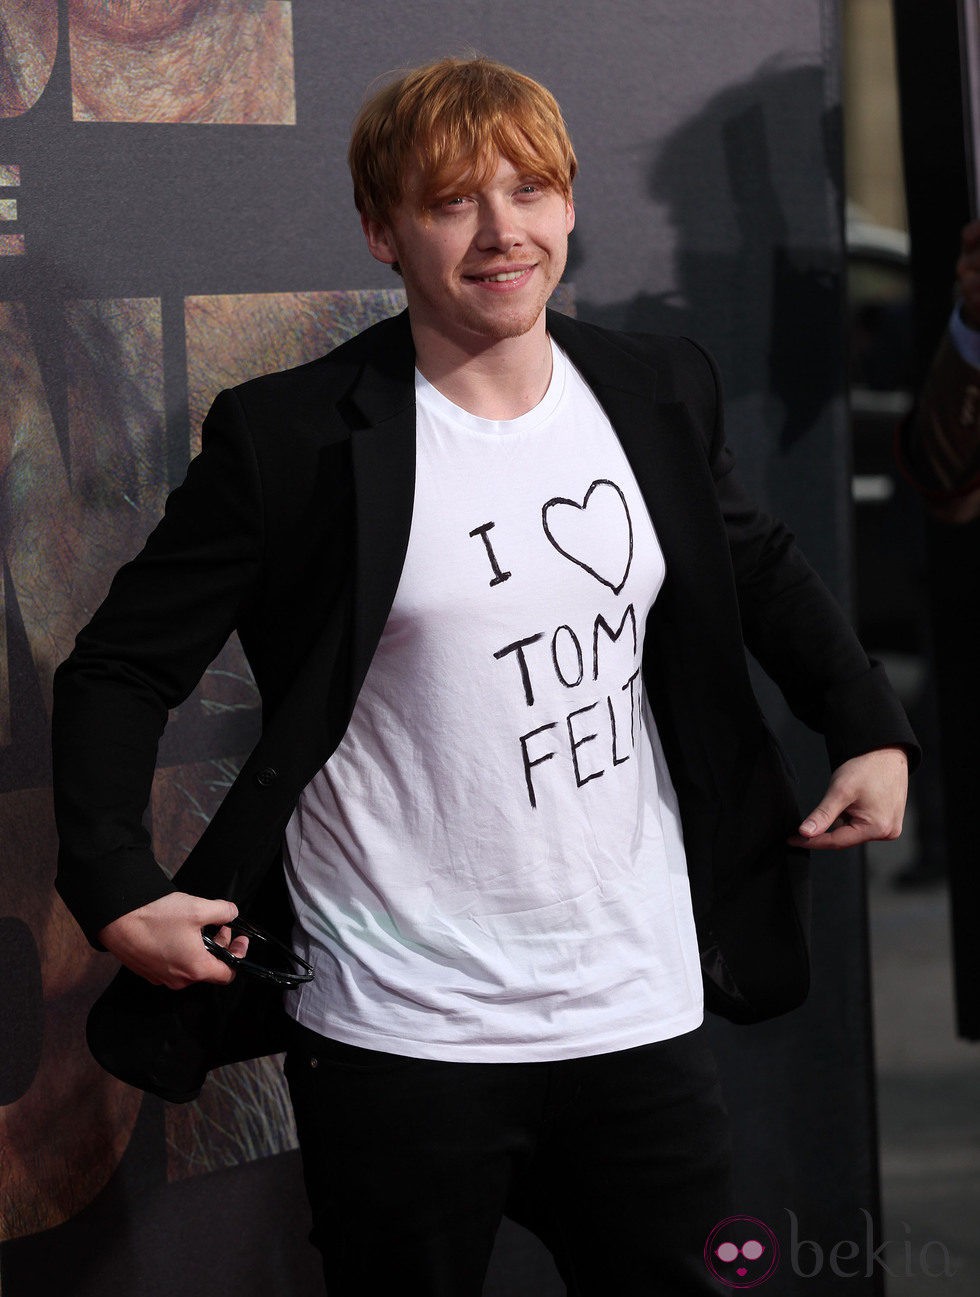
465, 266, 535, 283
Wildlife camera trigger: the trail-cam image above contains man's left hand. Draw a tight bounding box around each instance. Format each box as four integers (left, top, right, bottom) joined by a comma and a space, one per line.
789, 746, 909, 850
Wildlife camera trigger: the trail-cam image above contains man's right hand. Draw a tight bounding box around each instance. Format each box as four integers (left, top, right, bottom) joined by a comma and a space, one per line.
98, 893, 247, 989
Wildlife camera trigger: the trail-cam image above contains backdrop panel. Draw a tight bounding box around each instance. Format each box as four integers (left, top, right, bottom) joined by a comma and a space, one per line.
0, 2, 881, 1292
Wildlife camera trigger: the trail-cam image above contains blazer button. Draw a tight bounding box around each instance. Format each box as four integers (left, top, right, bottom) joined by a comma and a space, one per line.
255, 766, 279, 788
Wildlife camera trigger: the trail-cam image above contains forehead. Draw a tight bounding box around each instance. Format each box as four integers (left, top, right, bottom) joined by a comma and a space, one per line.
436, 154, 529, 191
406, 150, 547, 206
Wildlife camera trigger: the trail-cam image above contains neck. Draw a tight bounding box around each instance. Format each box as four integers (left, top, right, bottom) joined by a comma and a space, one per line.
411, 315, 553, 420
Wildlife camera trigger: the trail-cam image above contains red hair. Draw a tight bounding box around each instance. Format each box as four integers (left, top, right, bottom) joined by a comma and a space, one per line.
348, 55, 577, 223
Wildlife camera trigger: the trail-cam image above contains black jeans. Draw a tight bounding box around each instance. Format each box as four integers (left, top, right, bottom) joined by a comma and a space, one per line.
285, 1021, 732, 1296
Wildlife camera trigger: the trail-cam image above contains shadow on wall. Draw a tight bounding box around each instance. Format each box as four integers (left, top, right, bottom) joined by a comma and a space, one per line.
573, 61, 880, 1281
576, 57, 844, 456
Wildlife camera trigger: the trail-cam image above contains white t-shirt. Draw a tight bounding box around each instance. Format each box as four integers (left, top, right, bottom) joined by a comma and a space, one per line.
284, 340, 703, 1060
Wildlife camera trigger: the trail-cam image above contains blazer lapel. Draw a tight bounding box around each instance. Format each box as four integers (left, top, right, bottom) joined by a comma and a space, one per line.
337, 308, 749, 724
546, 312, 756, 765
546, 312, 736, 644
343, 311, 418, 712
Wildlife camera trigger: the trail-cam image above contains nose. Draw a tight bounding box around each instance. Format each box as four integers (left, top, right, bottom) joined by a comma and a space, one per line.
475, 198, 520, 252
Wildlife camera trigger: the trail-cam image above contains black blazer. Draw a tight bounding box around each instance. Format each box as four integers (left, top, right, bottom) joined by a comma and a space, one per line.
52, 309, 916, 1101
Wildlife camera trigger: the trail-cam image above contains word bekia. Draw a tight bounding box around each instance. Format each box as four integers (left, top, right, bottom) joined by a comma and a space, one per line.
786, 1210, 954, 1280
706, 1211, 956, 1287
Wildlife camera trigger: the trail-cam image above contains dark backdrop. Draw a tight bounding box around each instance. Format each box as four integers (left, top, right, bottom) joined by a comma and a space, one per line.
0, 2, 882, 1292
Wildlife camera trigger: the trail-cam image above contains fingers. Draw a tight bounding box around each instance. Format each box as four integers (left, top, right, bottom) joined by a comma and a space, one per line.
791, 748, 908, 852
204, 923, 250, 961
787, 823, 873, 851
199, 898, 239, 929
797, 792, 849, 842
228, 933, 250, 960
164, 931, 239, 990
176, 899, 242, 988
100, 892, 243, 990
791, 808, 903, 850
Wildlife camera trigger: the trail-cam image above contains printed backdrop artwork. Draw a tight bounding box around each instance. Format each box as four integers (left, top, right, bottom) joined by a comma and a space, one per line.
69, 1, 296, 125
184, 289, 408, 438
0, 4, 871, 1294
0, 243, 572, 1240
1, 1, 296, 126
0, 2, 57, 119
0, 287, 411, 1241
0, 294, 167, 1235
0, 163, 20, 255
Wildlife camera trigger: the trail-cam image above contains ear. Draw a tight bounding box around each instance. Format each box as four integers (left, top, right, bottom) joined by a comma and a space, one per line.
361, 212, 399, 267
565, 196, 575, 235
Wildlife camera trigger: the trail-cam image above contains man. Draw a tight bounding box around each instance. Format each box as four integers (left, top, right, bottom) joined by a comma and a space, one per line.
53, 56, 914, 1296
896, 219, 980, 1025
899, 219, 980, 521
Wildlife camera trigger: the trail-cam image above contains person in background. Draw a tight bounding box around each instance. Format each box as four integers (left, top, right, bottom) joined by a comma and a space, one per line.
899, 219, 980, 521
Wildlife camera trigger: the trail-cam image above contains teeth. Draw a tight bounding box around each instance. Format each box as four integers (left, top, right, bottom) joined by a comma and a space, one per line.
477, 269, 528, 282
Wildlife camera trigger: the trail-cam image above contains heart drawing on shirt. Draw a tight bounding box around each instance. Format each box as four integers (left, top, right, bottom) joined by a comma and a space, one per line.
541, 479, 634, 595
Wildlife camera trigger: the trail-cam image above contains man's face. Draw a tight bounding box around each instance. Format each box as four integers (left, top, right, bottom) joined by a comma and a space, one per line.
362, 154, 574, 352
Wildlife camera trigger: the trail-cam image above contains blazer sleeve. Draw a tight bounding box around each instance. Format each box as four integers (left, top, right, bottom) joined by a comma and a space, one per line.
683, 336, 919, 771
52, 387, 265, 945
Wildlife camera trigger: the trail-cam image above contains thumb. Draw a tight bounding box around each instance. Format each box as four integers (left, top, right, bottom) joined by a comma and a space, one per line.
798, 793, 847, 838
